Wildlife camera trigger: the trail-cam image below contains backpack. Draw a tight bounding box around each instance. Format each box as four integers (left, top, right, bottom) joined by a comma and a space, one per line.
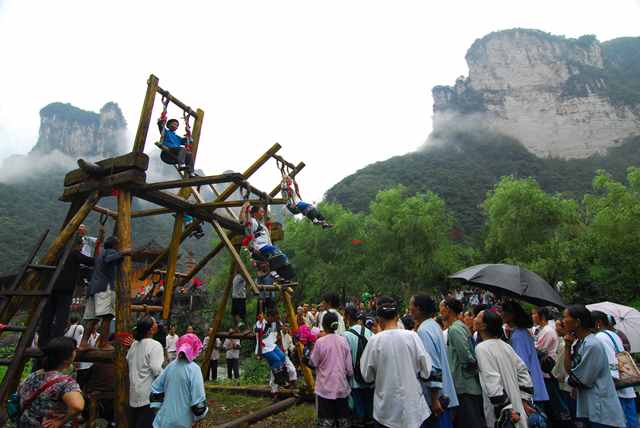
347, 326, 373, 385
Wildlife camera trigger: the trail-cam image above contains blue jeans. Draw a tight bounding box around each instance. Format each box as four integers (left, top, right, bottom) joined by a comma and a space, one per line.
619, 397, 639, 428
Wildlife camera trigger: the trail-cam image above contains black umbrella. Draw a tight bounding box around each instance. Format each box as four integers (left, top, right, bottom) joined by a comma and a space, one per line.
449, 263, 565, 307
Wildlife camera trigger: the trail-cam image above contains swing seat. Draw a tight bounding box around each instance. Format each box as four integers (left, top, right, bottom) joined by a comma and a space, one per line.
155, 142, 180, 165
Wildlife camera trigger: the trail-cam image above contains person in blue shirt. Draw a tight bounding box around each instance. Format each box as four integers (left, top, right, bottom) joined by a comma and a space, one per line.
410, 294, 459, 428
157, 118, 195, 175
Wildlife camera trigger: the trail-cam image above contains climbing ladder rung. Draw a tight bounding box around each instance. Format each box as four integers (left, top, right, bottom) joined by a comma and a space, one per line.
27, 264, 57, 271
0, 290, 50, 297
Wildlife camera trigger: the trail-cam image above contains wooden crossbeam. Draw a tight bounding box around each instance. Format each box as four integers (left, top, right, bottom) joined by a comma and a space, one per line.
268, 161, 305, 197
136, 172, 244, 192
61, 169, 146, 202
196, 198, 287, 210
93, 205, 118, 218
64, 152, 149, 187
271, 153, 296, 170
131, 207, 173, 218
156, 85, 198, 119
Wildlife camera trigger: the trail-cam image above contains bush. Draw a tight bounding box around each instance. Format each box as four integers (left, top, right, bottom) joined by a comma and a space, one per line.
240, 356, 271, 385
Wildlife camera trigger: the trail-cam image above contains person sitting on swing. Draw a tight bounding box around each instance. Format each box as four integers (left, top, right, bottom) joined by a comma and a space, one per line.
157, 118, 195, 175
280, 175, 331, 228
240, 202, 296, 281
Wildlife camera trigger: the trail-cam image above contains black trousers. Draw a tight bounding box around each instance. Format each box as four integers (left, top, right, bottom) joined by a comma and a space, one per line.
453, 393, 485, 428
131, 404, 155, 428
38, 292, 74, 348
209, 359, 218, 381
227, 358, 240, 379
169, 147, 194, 172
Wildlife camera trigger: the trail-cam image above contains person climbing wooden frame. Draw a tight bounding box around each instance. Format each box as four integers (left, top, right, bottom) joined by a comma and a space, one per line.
280, 173, 331, 228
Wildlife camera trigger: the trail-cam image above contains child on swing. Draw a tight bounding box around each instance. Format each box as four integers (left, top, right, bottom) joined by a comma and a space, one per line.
157, 117, 195, 175
280, 174, 331, 228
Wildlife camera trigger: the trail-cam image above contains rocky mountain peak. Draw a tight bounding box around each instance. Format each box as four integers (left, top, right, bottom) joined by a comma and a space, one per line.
30, 101, 127, 159
432, 29, 640, 159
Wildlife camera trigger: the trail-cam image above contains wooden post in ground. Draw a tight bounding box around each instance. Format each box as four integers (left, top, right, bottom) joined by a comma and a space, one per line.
162, 212, 185, 320
132, 74, 159, 154
201, 261, 237, 379
281, 289, 315, 392
114, 189, 133, 428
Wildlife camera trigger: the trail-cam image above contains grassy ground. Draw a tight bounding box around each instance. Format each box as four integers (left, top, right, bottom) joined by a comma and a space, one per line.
200, 390, 315, 427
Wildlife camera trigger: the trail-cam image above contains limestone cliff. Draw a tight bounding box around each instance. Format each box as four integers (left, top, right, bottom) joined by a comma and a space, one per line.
432, 29, 640, 158
30, 102, 127, 158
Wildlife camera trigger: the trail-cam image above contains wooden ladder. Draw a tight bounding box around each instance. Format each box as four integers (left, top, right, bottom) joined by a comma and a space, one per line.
0, 229, 76, 422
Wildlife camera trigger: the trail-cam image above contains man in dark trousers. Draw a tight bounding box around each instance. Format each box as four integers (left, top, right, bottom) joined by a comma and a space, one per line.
38, 236, 94, 349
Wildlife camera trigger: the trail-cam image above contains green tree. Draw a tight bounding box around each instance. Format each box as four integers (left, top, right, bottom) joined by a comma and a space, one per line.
482, 176, 580, 285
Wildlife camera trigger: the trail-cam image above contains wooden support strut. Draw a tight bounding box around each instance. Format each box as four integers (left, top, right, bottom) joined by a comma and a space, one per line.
201, 261, 237, 379
114, 189, 133, 428
161, 212, 184, 320
132, 74, 159, 154
282, 289, 315, 393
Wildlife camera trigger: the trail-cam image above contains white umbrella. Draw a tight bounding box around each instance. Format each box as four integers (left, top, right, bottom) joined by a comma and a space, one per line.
586, 301, 640, 353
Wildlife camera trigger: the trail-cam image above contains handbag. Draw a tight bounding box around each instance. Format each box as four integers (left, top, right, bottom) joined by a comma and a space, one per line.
603, 331, 640, 389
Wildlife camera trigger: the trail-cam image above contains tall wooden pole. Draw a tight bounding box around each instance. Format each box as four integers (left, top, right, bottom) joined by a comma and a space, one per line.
132, 74, 159, 154
201, 261, 237, 379
114, 189, 133, 428
190, 108, 205, 160
282, 289, 315, 392
161, 212, 184, 320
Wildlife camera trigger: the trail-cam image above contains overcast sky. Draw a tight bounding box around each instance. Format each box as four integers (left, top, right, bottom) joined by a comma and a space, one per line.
0, 0, 638, 200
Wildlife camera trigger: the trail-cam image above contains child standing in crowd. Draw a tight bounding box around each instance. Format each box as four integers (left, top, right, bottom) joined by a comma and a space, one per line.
310, 311, 353, 428
223, 328, 241, 380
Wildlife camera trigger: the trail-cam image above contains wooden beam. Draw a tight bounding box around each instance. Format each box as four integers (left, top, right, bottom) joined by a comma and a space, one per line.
206, 181, 238, 221
216, 143, 282, 201
271, 153, 296, 170
201, 262, 237, 379
282, 290, 315, 393
130, 304, 163, 313
131, 207, 174, 218
133, 74, 159, 153
215, 397, 299, 428
161, 212, 184, 320
93, 205, 118, 218
190, 108, 204, 161
210, 220, 259, 295
64, 152, 149, 187
61, 169, 146, 202
156, 85, 198, 119
154, 269, 189, 279
174, 241, 225, 289
25, 347, 115, 363
114, 189, 132, 428
268, 162, 305, 198
136, 172, 244, 192
196, 198, 287, 210
133, 189, 243, 233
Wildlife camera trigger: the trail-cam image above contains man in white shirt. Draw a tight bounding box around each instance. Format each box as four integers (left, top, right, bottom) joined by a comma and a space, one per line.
203, 329, 222, 381
360, 296, 433, 428
223, 328, 241, 380
78, 224, 98, 257
165, 325, 178, 361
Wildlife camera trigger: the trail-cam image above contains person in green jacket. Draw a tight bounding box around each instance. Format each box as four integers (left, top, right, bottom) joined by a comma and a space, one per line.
440, 297, 486, 428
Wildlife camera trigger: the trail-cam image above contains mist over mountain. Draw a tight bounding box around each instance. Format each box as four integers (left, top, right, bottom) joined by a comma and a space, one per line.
326, 29, 640, 234
0, 102, 210, 274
